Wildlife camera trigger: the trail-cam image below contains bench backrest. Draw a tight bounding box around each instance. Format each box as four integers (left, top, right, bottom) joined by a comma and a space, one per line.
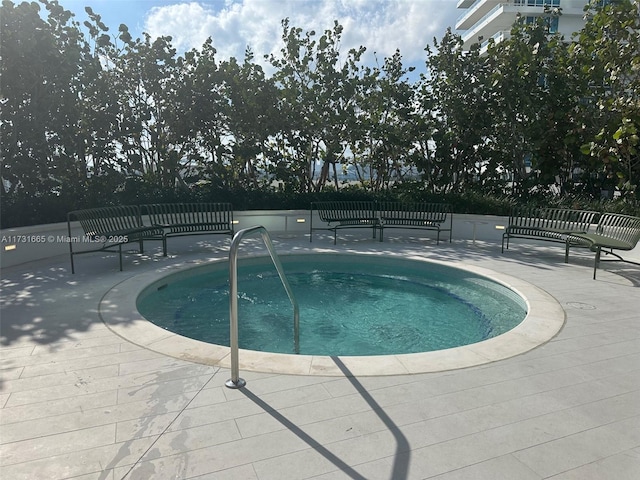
509, 207, 597, 231
312, 201, 377, 223
142, 203, 233, 228
378, 202, 451, 223
595, 213, 640, 246
68, 206, 143, 236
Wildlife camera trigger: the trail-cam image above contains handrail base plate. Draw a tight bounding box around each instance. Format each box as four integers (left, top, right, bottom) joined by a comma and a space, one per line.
225, 378, 247, 389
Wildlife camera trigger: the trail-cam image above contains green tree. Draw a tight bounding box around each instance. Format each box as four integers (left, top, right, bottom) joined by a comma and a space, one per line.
220, 50, 281, 189
526, 29, 583, 194
1, 0, 97, 198
267, 19, 365, 193
174, 39, 230, 191
483, 10, 568, 197
350, 50, 419, 192
488, 9, 583, 195
85, 13, 189, 193
573, 0, 640, 198
423, 29, 491, 193
118, 34, 184, 190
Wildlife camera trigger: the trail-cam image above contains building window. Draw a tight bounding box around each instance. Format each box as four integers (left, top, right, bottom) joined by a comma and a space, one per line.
525, 15, 559, 33
515, 0, 561, 6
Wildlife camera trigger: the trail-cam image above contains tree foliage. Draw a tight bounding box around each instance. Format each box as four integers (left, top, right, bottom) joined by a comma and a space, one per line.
2, 0, 639, 227
2, 0, 93, 198
423, 30, 490, 193
266, 19, 367, 192
573, 0, 640, 195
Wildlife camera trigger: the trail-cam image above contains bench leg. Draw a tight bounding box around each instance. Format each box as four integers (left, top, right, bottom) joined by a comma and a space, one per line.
119, 244, 123, 271
69, 245, 76, 274
593, 247, 601, 280
564, 241, 570, 263
502, 234, 510, 253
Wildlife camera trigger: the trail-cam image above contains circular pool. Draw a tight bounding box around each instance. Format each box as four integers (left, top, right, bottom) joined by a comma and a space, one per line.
99, 252, 565, 376
137, 254, 527, 356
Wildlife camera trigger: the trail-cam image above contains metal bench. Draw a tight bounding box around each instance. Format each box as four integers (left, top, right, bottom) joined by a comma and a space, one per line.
141, 202, 234, 251
502, 207, 598, 253
565, 213, 640, 279
67, 206, 165, 273
309, 201, 378, 244
309, 201, 452, 244
378, 201, 452, 244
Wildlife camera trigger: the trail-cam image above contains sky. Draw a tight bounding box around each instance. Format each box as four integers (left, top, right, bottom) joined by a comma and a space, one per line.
57, 0, 462, 74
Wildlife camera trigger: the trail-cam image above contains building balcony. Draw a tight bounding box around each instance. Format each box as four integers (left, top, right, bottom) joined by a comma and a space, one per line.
457, 0, 587, 32
459, 3, 522, 48
458, 1, 585, 50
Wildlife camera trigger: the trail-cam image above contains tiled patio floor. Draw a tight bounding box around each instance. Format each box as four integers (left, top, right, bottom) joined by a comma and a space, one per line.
1, 233, 639, 479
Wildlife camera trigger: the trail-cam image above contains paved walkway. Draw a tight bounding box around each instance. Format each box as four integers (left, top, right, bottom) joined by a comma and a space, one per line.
1, 233, 639, 479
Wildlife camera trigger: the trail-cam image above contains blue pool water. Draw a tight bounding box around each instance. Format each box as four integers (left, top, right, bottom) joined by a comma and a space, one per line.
137, 254, 527, 356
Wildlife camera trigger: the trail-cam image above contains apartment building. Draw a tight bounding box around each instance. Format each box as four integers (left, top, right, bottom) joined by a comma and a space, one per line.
455, 0, 589, 52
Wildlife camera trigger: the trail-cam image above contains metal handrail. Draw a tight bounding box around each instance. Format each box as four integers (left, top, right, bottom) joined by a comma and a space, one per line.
225, 226, 300, 389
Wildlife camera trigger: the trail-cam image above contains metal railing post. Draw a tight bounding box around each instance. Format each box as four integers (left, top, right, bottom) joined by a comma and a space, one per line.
225, 226, 300, 389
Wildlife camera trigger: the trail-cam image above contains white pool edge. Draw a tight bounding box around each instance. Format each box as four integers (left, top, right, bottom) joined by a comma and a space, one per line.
99, 252, 565, 376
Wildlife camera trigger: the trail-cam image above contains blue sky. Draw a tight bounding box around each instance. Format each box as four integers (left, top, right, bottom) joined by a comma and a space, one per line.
58, 0, 461, 73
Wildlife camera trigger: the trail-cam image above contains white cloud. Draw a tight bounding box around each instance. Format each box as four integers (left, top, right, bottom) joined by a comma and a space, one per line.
143, 0, 459, 71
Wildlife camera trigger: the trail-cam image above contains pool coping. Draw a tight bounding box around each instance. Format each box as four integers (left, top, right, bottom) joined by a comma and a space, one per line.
99, 251, 566, 376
